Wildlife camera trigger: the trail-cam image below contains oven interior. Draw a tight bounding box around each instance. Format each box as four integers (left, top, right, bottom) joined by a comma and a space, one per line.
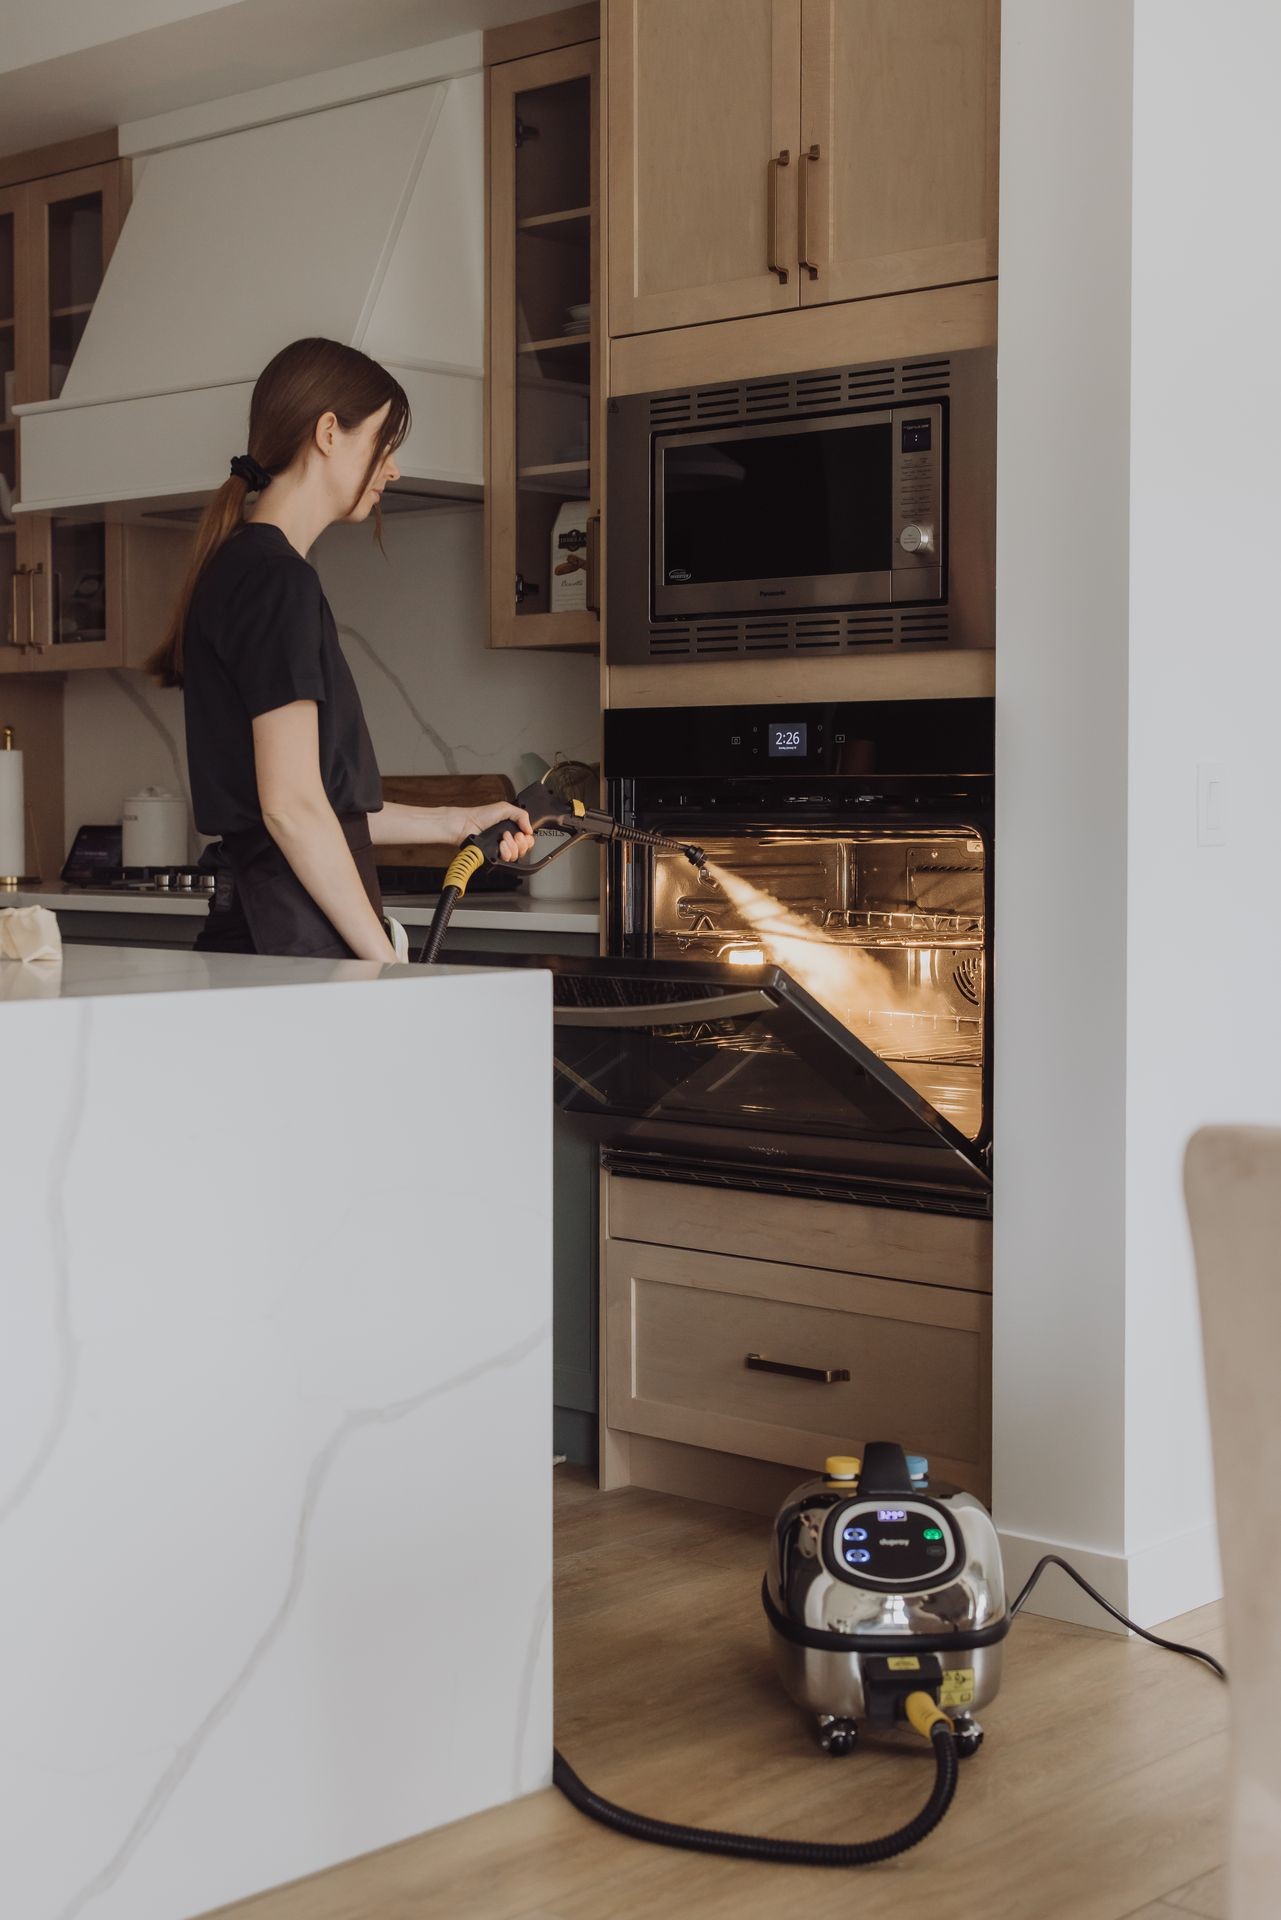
647, 828, 986, 1141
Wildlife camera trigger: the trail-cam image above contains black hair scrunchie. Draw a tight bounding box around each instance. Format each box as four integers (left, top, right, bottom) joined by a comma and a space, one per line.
229, 454, 273, 492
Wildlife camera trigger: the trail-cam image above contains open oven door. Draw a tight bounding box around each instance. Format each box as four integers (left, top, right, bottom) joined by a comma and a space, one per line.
448, 953, 991, 1211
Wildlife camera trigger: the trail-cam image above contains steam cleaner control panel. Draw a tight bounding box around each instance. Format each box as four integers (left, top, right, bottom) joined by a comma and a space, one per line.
825, 1499, 960, 1587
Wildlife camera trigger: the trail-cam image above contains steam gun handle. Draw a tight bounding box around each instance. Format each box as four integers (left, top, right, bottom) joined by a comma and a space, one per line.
466, 806, 594, 874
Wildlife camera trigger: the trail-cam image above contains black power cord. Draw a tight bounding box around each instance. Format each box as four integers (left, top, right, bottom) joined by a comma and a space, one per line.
553, 1719, 958, 1867
1009, 1553, 1227, 1681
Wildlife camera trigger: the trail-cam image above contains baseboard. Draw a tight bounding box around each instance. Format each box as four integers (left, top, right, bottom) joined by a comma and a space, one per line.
1125, 1519, 1222, 1629
1000, 1519, 1223, 1632
998, 1530, 1131, 1634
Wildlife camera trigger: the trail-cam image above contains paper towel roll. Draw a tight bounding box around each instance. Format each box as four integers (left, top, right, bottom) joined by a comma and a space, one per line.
0, 748, 24, 880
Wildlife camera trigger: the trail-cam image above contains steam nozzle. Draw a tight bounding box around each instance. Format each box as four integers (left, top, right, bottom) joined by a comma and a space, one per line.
683, 844, 707, 870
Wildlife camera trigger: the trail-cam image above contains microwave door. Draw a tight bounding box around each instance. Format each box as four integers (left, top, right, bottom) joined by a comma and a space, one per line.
654, 412, 895, 619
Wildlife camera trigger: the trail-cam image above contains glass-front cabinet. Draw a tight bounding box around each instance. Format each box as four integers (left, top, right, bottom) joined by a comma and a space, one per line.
1, 161, 127, 674
487, 36, 600, 651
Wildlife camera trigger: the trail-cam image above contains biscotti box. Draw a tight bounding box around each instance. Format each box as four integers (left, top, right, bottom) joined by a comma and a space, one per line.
550, 502, 589, 612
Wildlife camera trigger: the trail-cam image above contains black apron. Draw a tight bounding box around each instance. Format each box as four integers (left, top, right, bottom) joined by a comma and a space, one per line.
196, 813, 384, 958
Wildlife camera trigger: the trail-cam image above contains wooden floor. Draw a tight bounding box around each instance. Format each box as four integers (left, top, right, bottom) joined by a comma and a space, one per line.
214, 1467, 1229, 1920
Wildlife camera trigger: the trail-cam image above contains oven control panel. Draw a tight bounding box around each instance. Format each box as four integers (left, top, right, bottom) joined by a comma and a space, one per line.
604, 699, 995, 783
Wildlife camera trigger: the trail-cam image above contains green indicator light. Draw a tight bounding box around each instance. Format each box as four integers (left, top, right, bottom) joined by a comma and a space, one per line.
923, 1527, 943, 1541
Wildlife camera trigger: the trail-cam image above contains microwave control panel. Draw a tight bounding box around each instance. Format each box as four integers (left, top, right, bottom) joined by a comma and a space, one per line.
892, 402, 943, 579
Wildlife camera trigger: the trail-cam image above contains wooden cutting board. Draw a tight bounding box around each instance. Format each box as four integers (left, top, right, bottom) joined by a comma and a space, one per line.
377, 773, 516, 866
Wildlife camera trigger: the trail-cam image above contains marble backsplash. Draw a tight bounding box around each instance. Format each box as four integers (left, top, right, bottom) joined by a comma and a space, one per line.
63, 507, 602, 858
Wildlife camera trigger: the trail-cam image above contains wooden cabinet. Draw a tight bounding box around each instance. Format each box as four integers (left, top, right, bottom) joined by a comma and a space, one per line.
607, 0, 800, 335
600, 1175, 991, 1505
606, 0, 999, 336
487, 30, 602, 650
799, 0, 999, 306
1, 159, 129, 673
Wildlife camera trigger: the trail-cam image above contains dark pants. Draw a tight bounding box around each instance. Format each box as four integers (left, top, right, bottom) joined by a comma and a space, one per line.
196, 814, 384, 959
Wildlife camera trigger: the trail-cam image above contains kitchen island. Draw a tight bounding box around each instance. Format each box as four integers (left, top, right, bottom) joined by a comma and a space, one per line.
0, 944, 553, 1920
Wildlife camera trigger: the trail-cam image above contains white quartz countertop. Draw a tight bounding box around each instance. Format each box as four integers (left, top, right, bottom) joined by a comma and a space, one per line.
0, 941, 502, 1003
6, 884, 600, 935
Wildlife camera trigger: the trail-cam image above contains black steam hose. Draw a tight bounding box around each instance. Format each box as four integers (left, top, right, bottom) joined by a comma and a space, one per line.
552, 1710, 959, 1867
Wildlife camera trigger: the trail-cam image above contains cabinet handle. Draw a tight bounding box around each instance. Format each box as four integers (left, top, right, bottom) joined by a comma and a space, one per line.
745, 1351, 850, 1385
29, 563, 49, 651
7, 567, 25, 649
767, 149, 791, 283
586, 510, 601, 615
799, 142, 821, 280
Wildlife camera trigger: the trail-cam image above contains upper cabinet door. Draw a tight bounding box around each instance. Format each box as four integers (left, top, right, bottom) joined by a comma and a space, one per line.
798, 0, 999, 306
21, 162, 125, 406
2, 163, 128, 673
607, 0, 801, 336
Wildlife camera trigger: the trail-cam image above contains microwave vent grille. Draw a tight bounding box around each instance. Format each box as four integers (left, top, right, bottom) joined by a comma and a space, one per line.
644, 608, 953, 660
899, 610, 951, 645
900, 357, 952, 396
646, 358, 947, 430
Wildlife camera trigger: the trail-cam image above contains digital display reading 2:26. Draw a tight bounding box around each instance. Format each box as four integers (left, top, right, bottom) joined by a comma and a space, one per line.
767, 721, 808, 757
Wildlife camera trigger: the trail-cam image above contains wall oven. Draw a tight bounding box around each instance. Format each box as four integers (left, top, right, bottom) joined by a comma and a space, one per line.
478, 699, 993, 1218
607, 350, 995, 666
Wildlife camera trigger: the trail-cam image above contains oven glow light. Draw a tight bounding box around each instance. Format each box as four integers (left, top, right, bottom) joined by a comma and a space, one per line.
725, 946, 766, 967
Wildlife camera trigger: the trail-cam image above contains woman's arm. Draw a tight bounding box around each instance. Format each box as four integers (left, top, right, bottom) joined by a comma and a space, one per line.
253, 701, 398, 964
369, 799, 535, 860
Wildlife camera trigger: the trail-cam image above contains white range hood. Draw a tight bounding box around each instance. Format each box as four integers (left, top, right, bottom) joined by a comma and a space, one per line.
15, 69, 484, 518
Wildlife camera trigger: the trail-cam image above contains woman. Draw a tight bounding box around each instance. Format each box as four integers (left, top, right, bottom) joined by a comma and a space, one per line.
149, 336, 533, 963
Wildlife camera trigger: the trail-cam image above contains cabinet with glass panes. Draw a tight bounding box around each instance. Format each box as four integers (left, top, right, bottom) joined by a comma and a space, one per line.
487, 29, 600, 650
0, 161, 128, 674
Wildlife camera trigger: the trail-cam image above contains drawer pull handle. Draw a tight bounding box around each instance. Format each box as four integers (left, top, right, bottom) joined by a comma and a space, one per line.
745, 1352, 850, 1385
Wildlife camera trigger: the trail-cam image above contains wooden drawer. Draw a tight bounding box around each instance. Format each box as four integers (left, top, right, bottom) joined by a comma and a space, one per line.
605, 1175, 991, 1293
605, 1238, 989, 1486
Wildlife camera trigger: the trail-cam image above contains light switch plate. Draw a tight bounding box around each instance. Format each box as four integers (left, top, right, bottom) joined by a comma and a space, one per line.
1197, 763, 1227, 846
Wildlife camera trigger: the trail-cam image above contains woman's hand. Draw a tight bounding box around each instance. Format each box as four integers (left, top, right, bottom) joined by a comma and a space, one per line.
455, 801, 536, 863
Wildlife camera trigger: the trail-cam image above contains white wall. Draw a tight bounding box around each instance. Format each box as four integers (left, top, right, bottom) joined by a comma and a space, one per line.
998, 0, 1281, 1626
1123, 0, 1281, 1615
63, 509, 600, 851
994, 0, 1135, 1602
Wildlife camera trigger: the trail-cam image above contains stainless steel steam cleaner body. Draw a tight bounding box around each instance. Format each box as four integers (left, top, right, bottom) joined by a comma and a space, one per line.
764, 1441, 1009, 1755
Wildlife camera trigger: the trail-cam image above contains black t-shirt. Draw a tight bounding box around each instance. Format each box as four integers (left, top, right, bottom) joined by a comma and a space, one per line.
183, 523, 382, 837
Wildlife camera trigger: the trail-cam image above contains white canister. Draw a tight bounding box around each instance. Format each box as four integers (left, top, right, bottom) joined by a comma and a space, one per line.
121, 787, 188, 870
527, 834, 600, 901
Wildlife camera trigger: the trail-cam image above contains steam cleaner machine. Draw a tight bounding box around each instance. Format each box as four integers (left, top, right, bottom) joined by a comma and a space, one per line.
421, 783, 1227, 1868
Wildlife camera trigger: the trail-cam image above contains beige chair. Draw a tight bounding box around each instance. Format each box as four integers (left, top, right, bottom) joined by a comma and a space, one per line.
1184, 1125, 1281, 1920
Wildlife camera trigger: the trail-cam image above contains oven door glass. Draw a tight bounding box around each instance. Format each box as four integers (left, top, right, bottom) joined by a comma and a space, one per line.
452, 954, 990, 1202
655, 413, 894, 616
645, 828, 986, 1143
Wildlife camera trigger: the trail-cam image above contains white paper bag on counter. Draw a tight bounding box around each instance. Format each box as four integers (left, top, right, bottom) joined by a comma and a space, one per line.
0, 904, 62, 962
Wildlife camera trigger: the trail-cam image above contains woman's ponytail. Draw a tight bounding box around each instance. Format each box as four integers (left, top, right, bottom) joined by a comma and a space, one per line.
146, 338, 409, 689
145, 473, 253, 687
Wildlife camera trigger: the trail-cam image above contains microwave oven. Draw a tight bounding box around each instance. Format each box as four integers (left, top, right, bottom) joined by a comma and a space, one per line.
606, 349, 995, 667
